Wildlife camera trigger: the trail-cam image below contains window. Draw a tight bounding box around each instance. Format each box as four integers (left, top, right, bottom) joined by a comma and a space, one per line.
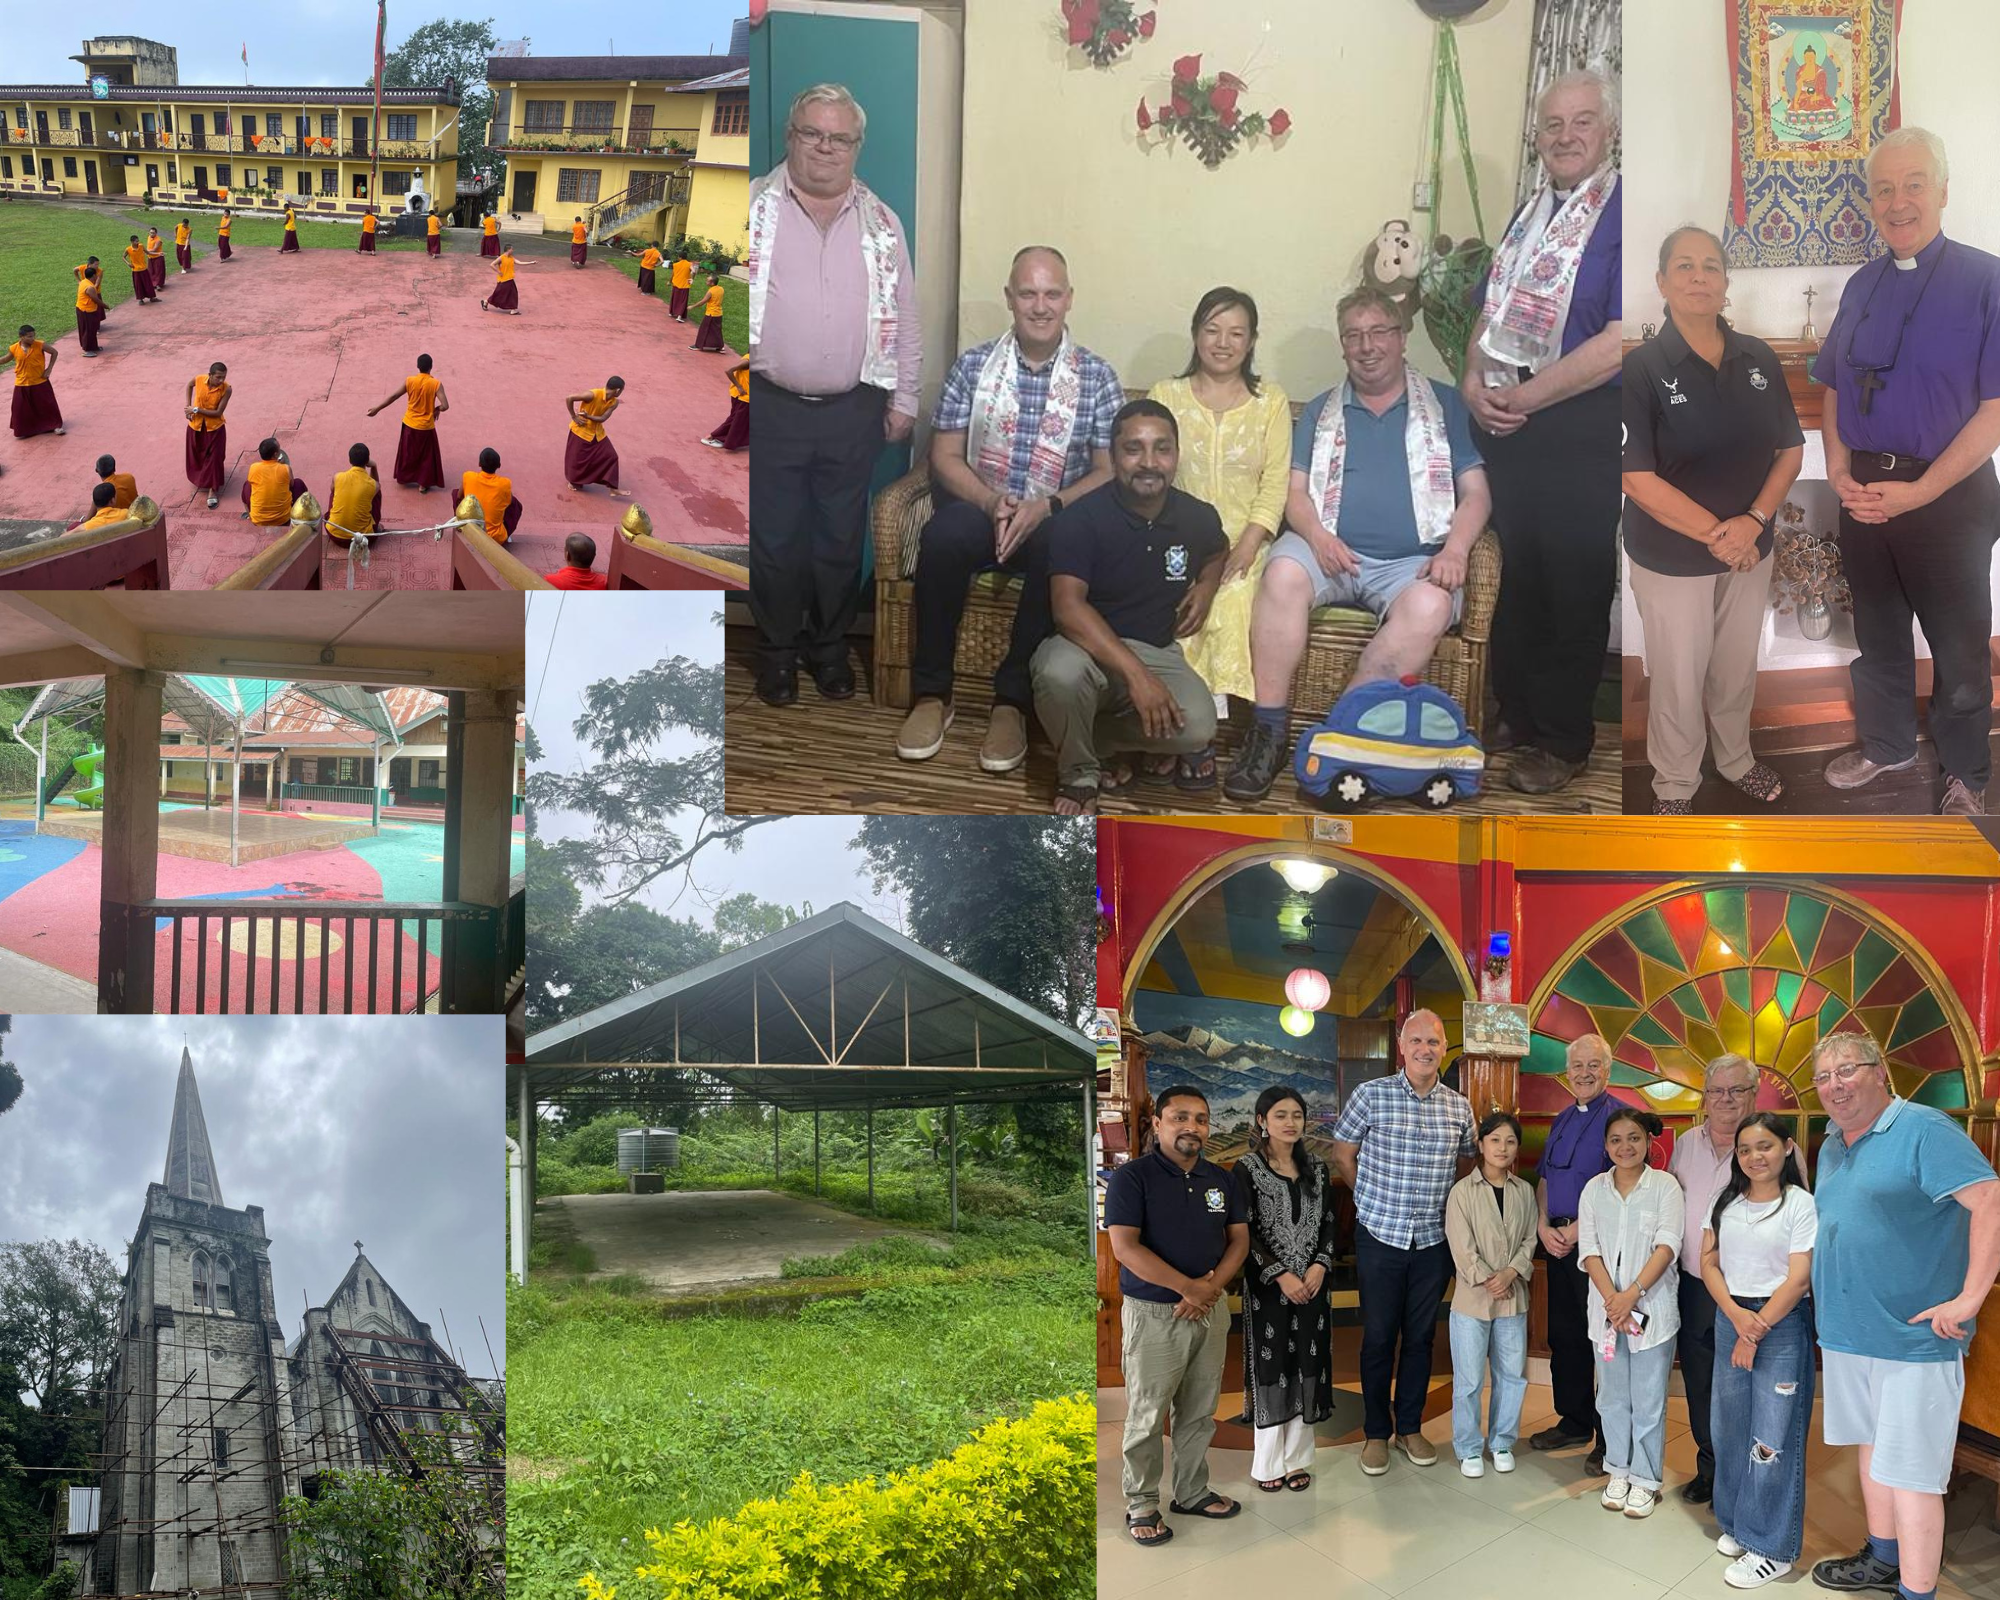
215, 114, 230, 135
219, 1541, 240, 1588
265, 114, 282, 138
167, 163, 177, 183
712, 93, 747, 137
192, 1252, 209, 1309
213, 1428, 230, 1465
523, 100, 564, 132
1354, 701, 1408, 739
555, 168, 600, 204
62, 156, 76, 177
365, 1278, 376, 1307
321, 114, 337, 138
1418, 703, 1462, 742
212, 1255, 233, 1313
382, 170, 411, 195
57, 108, 71, 130
297, 170, 310, 194
320, 168, 337, 195
266, 165, 282, 190
215, 164, 231, 187
338, 758, 360, 784
571, 101, 615, 135
386, 113, 416, 142
418, 760, 440, 786
1, 158, 11, 180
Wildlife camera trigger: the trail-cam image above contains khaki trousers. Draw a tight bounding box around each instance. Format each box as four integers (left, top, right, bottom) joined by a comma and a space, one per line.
1628, 555, 1772, 801
1120, 1295, 1229, 1517
1031, 636, 1217, 791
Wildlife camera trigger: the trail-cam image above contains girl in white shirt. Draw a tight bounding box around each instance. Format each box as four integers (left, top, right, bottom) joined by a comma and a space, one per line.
1698, 1111, 1816, 1589
1577, 1106, 1681, 1518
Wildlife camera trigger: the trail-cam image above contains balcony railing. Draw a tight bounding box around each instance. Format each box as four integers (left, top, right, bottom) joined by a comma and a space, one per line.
285, 783, 381, 804
492, 124, 692, 155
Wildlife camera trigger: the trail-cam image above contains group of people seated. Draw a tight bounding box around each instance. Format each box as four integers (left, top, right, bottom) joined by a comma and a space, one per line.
1109, 1025, 1998, 1597
748, 74, 1622, 809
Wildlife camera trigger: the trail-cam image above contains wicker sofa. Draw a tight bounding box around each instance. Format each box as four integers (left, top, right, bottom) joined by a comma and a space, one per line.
868, 392, 1501, 737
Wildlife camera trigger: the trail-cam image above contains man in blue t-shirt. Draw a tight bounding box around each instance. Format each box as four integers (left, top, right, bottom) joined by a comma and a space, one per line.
1807, 1033, 2000, 1598
1103, 1083, 1250, 1546
1225, 283, 1491, 802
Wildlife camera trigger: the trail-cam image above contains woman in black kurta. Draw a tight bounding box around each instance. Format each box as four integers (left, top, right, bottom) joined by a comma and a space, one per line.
1232, 1086, 1337, 1491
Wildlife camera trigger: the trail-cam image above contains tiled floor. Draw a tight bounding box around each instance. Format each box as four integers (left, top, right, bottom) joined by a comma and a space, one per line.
1097, 1382, 2000, 1600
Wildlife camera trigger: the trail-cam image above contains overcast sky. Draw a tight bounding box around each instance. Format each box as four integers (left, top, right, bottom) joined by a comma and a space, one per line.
7, 6, 746, 88
0, 1016, 506, 1375
523, 595, 905, 933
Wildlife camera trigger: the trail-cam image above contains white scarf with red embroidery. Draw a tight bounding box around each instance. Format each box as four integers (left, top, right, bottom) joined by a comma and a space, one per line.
1479, 162, 1618, 374
1308, 366, 1456, 548
747, 164, 902, 393
966, 331, 1084, 498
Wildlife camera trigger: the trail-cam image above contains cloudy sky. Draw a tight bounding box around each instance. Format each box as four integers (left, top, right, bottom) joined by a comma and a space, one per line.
8, 6, 746, 88
0, 1015, 506, 1373
524, 594, 906, 932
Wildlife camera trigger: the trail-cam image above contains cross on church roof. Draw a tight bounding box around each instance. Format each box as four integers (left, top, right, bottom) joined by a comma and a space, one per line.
355, 1240, 364, 1254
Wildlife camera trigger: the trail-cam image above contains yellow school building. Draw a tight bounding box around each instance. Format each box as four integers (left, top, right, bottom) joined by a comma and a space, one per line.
0, 37, 459, 218
482, 54, 747, 251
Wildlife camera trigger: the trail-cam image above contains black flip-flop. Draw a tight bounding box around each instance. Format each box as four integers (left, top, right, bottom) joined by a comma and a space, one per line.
1254, 1476, 1286, 1494
1174, 745, 1219, 792
1053, 784, 1098, 817
1285, 1472, 1313, 1492
1169, 1492, 1241, 1519
1126, 1510, 1173, 1547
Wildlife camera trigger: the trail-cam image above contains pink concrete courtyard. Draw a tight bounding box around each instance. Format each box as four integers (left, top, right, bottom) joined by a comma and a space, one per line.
0, 240, 746, 587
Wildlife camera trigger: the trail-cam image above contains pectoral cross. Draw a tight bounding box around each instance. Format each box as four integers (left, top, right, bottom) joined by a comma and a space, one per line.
1855, 366, 1885, 416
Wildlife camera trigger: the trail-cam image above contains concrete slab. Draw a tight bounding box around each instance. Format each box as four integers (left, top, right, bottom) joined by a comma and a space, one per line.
0, 239, 746, 588
0, 945, 96, 1011
547, 1188, 946, 1292
39, 806, 374, 861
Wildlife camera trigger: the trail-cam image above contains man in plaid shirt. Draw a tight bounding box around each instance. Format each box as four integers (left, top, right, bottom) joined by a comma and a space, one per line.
895, 245, 1122, 775
1330, 1009, 1476, 1475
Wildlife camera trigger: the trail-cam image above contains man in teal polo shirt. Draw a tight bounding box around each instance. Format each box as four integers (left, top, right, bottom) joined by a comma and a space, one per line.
1808, 1033, 2000, 1600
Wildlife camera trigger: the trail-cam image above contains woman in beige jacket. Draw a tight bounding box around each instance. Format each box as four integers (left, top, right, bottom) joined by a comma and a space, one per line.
1443, 1111, 1538, 1477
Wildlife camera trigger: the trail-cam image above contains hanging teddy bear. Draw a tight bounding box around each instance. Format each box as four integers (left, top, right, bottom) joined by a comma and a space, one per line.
1361, 218, 1425, 330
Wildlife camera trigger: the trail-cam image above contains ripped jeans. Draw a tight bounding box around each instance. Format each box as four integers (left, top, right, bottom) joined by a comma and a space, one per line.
1711, 1296, 1815, 1562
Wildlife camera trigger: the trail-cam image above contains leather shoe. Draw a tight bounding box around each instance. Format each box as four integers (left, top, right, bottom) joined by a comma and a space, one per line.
756, 658, 798, 708
1681, 1474, 1713, 1504
1585, 1446, 1605, 1476
1940, 775, 1986, 816
1823, 748, 1917, 789
811, 658, 855, 700
1529, 1425, 1592, 1451
1507, 747, 1587, 795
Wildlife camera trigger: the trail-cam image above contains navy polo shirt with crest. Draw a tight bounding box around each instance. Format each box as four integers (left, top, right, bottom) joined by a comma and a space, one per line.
1047, 482, 1228, 648
1104, 1143, 1247, 1304
1621, 317, 1805, 577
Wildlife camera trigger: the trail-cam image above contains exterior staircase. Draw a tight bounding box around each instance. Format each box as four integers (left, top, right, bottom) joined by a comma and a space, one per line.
587, 174, 688, 244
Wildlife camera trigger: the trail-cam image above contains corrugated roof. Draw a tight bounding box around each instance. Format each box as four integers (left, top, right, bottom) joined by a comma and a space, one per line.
483, 55, 741, 84
18, 677, 402, 746
674, 67, 749, 93
521, 902, 1095, 1112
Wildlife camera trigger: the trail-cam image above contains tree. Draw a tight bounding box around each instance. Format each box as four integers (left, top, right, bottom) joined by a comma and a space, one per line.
527, 639, 776, 908
379, 18, 511, 184
713, 893, 799, 952
0, 1013, 19, 1116
0, 1241, 119, 1418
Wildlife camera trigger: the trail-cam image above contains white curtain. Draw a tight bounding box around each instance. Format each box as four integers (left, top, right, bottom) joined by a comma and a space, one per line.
1514, 0, 1622, 205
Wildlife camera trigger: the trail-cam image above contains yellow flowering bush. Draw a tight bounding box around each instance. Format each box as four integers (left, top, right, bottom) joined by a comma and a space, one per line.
577, 1395, 1094, 1600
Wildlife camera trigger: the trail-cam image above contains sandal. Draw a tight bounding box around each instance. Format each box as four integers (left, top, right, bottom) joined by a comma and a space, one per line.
1168, 1491, 1241, 1519
1100, 759, 1140, 795
1137, 754, 1178, 786
1053, 784, 1098, 817
1126, 1510, 1173, 1547
1653, 797, 1693, 815
1730, 761, 1785, 804
1285, 1472, 1313, 1491
1254, 1476, 1286, 1494
1174, 744, 1218, 792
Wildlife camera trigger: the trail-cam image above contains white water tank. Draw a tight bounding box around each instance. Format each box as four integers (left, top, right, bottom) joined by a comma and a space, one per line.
617, 1127, 679, 1174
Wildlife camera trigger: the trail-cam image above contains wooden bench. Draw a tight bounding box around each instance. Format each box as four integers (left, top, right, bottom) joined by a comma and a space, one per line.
869, 389, 1499, 736
0, 501, 170, 589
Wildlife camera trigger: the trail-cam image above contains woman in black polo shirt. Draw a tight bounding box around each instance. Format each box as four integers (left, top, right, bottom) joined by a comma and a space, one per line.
1623, 227, 1804, 814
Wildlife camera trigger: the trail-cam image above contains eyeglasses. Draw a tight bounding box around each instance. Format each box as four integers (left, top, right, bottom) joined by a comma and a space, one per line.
1339, 326, 1404, 347
1702, 1085, 1755, 1100
1810, 1061, 1877, 1090
789, 126, 859, 152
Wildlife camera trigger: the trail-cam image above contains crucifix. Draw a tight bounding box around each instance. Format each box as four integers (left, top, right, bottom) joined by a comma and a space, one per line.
354, 1239, 364, 1254
1801, 284, 1818, 341
1855, 366, 1885, 415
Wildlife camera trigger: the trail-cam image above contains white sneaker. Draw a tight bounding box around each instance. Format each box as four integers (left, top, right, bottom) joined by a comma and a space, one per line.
1717, 1534, 1746, 1558
1601, 1478, 1630, 1510
1492, 1450, 1516, 1473
1623, 1486, 1658, 1518
1460, 1456, 1484, 1478
1724, 1553, 1792, 1589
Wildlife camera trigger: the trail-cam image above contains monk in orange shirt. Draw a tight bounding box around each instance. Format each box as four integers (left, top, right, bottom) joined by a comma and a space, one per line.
480, 210, 501, 257
145, 227, 167, 291
460, 447, 524, 539
367, 353, 450, 493
668, 252, 694, 320
324, 442, 384, 542
570, 215, 588, 268
239, 438, 307, 526
564, 378, 628, 497
184, 362, 232, 506
279, 205, 300, 253
124, 237, 158, 304
175, 218, 194, 272
481, 247, 529, 314
94, 455, 137, 511
543, 532, 608, 589
703, 360, 750, 452
426, 210, 443, 259
358, 210, 379, 254
66, 482, 130, 533
8, 326, 64, 439
75, 267, 105, 356
691, 276, 728, 352
217, 209, 235, 262
636, 245, 662, 296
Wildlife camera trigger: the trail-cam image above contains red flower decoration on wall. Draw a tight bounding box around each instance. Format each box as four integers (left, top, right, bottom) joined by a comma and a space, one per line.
1209, 83, 1239, 119
1136, 98, 1152, 132
1269, 108, 1291, 137
1139, 11, 1156, 36
1170, 94, 1192, 118
1142, 59, 1293, 169
1172, 54, 1202, 83
1062, 0, 1156, 67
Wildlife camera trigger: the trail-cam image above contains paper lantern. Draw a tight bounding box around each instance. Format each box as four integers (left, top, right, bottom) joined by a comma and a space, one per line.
1279, 1005, 1314, 1038
1285, 967, 1331, 1013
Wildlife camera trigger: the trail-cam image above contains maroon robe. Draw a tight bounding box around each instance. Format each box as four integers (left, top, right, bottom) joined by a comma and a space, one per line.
217, 234, 233, 260
186, 424, 228, 490
279, 228, 300, 252
148, 253, 166, 289
392, 424, 446, 489
486, 279, 519, 311
358, 232, 377, 253
480, 233, 501, 257
667, 285, 690, 319
708, 396, 749, 451
426, 234, 441, 257
176, 243, 193, 270
75, 309, 102, 353
9, 382, 63, 438
564, 432, 620, 490
693, 314, 725, 352
131, 270, 157, 303
637, 267, 656, 294
570, 242, 587, 267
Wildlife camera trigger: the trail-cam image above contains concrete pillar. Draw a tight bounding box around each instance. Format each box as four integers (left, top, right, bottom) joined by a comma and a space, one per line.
158, 758, 166, 800
264, 752, 275, 812
515, 1072, 533, 1276
35, 719, 47, 827
947, 1102, 958, 1234
441, 690, 517, 1013
370, 740, 382, 834
1085, 1079, 1096, 1260
277, 749, 288, 813
228, 724, 242, 869
772, 1106, 780, 1180
813, 1110, 821, 1197
99, 669, 164, 1013
204, 753, 214, 809
867, 1106, 875, 1213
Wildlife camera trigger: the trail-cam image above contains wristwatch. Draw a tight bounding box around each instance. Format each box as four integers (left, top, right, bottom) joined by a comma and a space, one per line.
1047, 494, 1065, 517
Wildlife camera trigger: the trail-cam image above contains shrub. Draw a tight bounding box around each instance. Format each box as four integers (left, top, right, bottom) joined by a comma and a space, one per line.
578, 1394, 1093, 1600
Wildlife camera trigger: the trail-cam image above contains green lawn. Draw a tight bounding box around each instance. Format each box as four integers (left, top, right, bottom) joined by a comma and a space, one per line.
504, 1262, 1094, 1600
593, 253, 746, 354
0, 197, 421, 343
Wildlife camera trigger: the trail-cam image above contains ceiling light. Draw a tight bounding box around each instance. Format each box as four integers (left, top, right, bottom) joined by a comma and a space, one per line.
1273, 859, 1335, 895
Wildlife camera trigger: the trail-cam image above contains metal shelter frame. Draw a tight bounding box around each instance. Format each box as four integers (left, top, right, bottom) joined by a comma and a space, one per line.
511, 902, 1098, 1274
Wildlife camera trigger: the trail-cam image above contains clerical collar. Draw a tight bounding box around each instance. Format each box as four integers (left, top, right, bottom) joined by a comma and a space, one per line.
1891, 233, 1947, 271
1894, 255, 1917, 271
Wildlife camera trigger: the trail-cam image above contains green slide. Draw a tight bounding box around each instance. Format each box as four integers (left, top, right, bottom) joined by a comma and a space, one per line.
71, 746, 105, 810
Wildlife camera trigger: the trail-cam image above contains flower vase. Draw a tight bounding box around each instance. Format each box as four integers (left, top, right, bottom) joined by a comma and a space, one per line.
1798, 595, 1833, 641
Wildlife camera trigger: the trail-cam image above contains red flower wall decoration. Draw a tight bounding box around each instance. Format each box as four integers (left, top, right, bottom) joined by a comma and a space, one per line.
1141, 57, 1290, 169
1061, 0, 1158, 68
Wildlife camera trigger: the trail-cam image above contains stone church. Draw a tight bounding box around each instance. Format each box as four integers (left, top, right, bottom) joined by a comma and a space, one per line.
80, 1049, 500, 1596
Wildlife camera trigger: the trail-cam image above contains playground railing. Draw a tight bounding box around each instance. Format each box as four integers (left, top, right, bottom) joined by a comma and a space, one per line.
284, 783, 383, 804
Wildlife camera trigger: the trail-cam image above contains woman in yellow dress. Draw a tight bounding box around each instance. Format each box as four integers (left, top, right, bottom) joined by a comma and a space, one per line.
1147, 287, 1291, 789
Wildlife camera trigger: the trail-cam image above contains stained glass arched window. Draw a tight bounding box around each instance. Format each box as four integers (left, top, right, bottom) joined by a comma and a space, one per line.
1529, 883, 1973, 1115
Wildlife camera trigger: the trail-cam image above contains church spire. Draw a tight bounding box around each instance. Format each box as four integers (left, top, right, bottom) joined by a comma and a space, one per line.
162, 1046, 225, 1207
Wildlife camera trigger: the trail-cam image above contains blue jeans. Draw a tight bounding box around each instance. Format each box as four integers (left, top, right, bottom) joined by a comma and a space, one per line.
1449, 1311, 1527, 1459
1711, 1298, 1815, 1562
1597, 1333, 1674, 1490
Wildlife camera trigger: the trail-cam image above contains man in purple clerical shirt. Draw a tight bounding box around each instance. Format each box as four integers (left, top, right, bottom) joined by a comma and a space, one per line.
1813, 127, 2000, 816
747, 83, 925, 709
1529, 1032, 1617, 1473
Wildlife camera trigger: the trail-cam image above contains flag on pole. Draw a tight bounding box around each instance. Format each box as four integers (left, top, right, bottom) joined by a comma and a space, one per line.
241, 43, 247, 66
372, 0, 386, 198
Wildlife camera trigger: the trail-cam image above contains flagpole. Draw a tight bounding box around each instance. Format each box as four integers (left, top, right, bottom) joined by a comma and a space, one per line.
372, 0, 385, 210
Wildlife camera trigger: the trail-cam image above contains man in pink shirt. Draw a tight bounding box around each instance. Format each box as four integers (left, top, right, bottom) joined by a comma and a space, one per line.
748, 82, 924, 707
1666, 1052, 1759, 1509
